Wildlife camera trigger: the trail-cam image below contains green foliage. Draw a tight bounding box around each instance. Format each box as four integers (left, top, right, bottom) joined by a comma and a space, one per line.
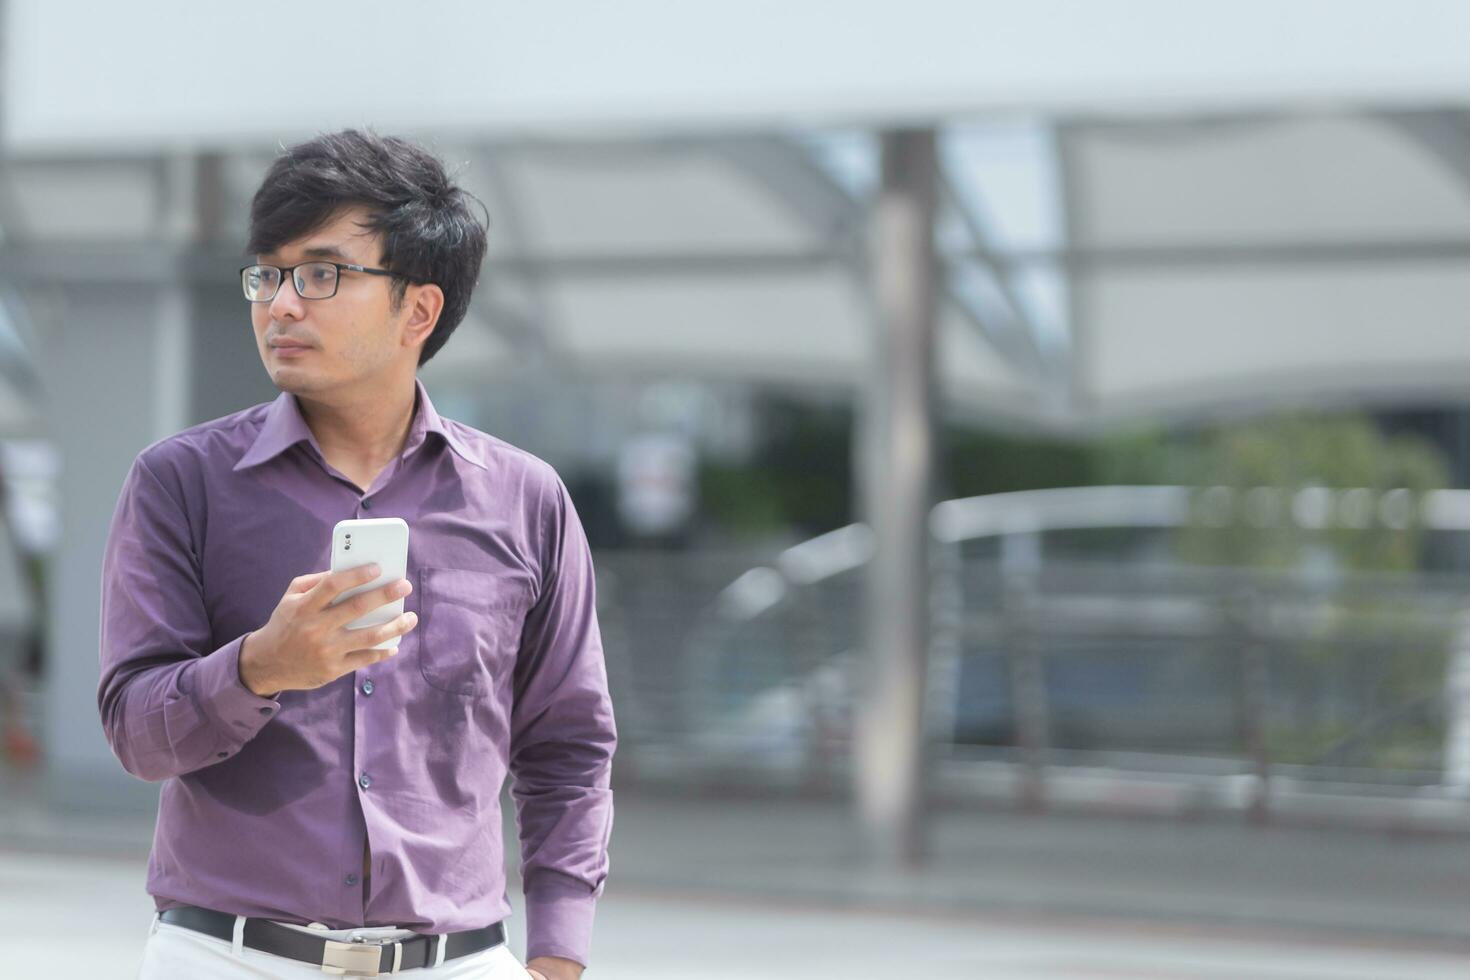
698, 397, 853, 541
1160, 414, 1453, 767
696, 399, 1452, 578
1165, 413, 1449, 572
1264, 716, 1443, 770
697, 461, 789, 539
695, 400, 1458, 770
944, 426, 1093, 499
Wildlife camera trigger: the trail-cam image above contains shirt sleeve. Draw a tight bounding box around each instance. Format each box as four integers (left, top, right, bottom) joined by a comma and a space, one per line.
97, 454, 280, 782
509, 472, 618, 968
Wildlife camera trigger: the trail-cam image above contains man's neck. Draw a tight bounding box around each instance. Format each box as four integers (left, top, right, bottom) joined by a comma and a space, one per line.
297, 378, 417, 469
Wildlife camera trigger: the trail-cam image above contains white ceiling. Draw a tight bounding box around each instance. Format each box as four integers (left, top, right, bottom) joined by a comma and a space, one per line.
6, 5, 1470, 434
11, 1, 1470, 153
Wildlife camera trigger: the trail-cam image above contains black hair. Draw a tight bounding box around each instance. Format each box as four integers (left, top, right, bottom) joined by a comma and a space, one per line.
247, 129, 489, 367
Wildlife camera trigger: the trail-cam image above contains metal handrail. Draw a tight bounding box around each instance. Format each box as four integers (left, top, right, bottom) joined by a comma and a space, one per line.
667, 485, 1470, 829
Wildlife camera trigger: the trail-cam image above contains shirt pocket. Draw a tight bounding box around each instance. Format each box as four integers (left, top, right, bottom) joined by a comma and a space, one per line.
416, 566, 533, 697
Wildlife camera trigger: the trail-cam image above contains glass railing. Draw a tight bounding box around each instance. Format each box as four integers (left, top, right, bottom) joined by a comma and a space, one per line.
595, 486, 1470, 829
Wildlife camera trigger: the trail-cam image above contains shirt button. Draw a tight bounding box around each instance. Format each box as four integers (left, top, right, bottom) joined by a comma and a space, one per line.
217, 751, 228, 758
259, 706, 273, 716
358, 773, 372, 790
344, 874, 359, 886
361, 679, 374, 696
362, 498, 372, 510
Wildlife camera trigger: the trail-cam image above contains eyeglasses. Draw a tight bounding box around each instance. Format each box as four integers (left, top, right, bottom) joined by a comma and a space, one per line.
239, 261, 403, 303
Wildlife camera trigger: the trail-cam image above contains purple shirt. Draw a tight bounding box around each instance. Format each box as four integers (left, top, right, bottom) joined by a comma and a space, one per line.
97, 376, 616, 966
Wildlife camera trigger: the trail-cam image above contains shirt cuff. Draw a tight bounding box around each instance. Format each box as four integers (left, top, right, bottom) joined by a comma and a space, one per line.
524, 871, 599, 967
187, 632, 281, 740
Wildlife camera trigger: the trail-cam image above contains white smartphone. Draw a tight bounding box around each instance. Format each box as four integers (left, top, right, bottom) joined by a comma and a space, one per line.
328, 517, 410, 650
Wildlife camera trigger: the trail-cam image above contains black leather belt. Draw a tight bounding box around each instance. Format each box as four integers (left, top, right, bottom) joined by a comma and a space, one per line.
158, 905, 506, 976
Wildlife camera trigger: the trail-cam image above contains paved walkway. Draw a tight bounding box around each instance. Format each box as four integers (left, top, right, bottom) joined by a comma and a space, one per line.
5, 784, 1470, 977
5, 849, 1470, 979
596, 793, 1470, 945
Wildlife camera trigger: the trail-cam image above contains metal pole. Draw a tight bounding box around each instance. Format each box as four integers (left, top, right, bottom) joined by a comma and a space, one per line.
1003, 533, 1049, 813
1228, 584, 1272, 824
855, 129, 938, 868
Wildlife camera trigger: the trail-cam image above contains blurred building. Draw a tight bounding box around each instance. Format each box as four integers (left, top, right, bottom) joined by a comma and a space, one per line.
9, 2, 1470, 861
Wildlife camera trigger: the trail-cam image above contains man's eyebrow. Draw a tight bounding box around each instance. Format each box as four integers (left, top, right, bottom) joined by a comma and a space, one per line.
254, 242, 361, 265
299, 244, 352, 261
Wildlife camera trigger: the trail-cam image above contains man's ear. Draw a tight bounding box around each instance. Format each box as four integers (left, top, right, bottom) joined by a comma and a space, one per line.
402, 283, 446, 352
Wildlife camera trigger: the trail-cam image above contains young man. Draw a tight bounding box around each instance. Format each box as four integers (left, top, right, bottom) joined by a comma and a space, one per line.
98, 130, 615, 979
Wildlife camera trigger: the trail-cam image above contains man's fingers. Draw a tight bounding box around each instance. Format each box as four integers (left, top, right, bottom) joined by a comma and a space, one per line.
306, 563, 383, 609
340, 645, 397, 670
288, 571, 330, 594
327, 578, 413, 631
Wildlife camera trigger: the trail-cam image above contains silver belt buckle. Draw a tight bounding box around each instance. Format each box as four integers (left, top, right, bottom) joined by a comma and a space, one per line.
321, 938, 385, 976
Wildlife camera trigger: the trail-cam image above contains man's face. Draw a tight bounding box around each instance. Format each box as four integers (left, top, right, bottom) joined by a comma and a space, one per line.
250, 205, 409, 396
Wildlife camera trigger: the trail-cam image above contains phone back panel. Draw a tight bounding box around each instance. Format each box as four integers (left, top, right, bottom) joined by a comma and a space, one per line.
329, 517, 410, 650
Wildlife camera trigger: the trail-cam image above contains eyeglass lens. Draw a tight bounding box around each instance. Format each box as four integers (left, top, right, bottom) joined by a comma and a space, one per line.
241, 263, 339, 302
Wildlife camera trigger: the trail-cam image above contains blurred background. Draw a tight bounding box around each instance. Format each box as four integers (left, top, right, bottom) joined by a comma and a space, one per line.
7, 1, 1470, 977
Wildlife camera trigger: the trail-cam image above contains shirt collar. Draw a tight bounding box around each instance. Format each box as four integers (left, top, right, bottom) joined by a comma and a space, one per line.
234, 376, 486, 473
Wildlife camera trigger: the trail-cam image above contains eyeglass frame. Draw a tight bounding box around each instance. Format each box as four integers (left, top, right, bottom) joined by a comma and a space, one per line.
238, 261, 414, 303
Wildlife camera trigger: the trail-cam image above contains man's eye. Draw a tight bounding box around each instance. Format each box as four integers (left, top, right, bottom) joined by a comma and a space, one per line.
311, 267, 335, 281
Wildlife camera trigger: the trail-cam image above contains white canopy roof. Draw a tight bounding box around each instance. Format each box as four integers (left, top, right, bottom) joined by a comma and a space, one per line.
1064, 112, 1470, 426
419, 118, 1470, 431
11, 1, 1470, 151
5, 1, 1470, 434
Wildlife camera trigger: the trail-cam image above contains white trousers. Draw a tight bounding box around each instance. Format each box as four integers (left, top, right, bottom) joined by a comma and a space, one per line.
136, 911, 536, 979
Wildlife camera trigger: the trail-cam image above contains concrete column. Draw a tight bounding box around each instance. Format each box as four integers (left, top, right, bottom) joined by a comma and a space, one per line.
37, 280, 193, 811
189, 275, 278, 423
184, 150, 278, 422
32, 148, 293, 812
854, 129, 939, 868
36, 145, 261, 809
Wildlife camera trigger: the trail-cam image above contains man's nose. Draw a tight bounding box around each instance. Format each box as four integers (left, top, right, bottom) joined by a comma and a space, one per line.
268, 273, 306, 319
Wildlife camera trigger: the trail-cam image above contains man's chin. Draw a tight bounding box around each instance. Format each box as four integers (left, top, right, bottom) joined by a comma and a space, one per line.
268, 367, 320, 393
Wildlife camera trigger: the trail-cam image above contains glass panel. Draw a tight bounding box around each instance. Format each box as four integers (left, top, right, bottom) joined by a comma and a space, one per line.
294, 262, 339, 299
241, 265, 280, 302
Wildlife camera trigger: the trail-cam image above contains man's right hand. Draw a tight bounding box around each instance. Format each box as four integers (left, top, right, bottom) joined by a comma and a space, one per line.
238, 565, 417, 697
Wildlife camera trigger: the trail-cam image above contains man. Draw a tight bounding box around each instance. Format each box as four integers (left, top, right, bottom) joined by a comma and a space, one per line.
98, 130, 615, 979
